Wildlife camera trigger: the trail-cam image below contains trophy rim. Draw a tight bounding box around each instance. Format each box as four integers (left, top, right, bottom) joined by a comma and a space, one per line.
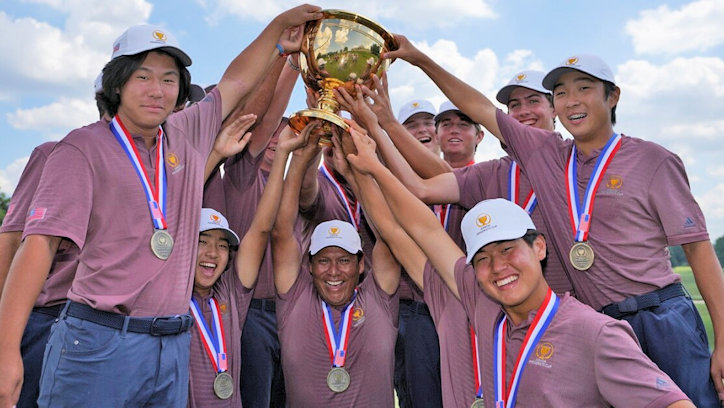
319, 9, 398, 52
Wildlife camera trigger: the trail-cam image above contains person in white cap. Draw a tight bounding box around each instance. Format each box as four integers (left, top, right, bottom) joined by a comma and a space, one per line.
188, 123, 310, 407
397, 99, 439, 154
271, 121, 401, 406
435, 100, 483, 169
385, 37, 724, 406
343, 127, 694, 407
0, 5, 323, 407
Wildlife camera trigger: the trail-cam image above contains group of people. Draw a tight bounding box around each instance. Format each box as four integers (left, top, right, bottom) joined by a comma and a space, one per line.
0, 4, 721, 407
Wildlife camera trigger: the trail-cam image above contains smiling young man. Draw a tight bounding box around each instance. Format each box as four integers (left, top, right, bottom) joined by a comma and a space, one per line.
344, 127, 694, 407
0, 6, 323, 407
397, 99, 440, 155
384, 38, 724, 406
189, 120, 308, 407
271, 123, 400, 407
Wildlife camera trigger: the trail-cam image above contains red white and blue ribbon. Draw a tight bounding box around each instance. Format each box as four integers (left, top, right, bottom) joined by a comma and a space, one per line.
109, 115, 168, 230
566, 133, 621, 242
321, 289, 358, 367
470, 325, 483, 399
508, 161, 537, 215
320, 162, 360, 230
434, 204, 452, 231
493, 288, 559, 408
190, 297, 228, 373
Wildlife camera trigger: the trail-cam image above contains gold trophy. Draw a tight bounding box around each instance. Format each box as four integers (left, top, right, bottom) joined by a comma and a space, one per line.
289, 10, 398, 146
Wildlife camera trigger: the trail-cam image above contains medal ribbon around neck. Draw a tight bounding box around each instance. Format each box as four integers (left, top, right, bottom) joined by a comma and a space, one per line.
321, 163, 361, 230
109, 116, 168, 230
566, 133, 621, 242
470, 325, 483, 399
493, 288, 559, 408
321, 289, 358, 368
190, 297, 228, 373
509, 161, 537, 215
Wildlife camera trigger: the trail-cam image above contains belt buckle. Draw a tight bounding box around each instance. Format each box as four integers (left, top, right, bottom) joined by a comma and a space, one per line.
618, 297, 639, 314
149, 316, 165, 336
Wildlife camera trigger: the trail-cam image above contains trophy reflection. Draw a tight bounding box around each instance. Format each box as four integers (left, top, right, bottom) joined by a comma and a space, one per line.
289, 10, 398, 146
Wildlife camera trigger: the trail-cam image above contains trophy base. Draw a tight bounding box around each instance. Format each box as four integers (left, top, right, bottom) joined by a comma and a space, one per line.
289, 108, 349, 147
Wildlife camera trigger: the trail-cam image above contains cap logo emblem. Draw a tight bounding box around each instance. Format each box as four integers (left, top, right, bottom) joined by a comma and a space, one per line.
475, 213, 491, 228
152, 30, 167, 43
210, 214, 221, 224
412, 102, 419, 108
516, 73, 527, 82
329, 227, 340, 236
566, 57, 579, 66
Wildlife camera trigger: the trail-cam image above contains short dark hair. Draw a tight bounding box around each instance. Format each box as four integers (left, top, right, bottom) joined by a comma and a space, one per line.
95, 92, 109, 119
603, 81, 617, 126
521, 229, 548, 270
98, 50, 191, 117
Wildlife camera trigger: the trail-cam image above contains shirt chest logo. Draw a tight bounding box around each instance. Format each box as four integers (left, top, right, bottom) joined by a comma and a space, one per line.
167, 152, 185, 174
352, 307, 365, 326
529, 341, 554, 369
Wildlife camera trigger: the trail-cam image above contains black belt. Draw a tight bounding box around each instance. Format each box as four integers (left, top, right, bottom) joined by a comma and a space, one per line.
250, 298, 276, 312
65, 301, 193, 336
32, 304, 64, 318
600, 283, 686, 319
400, 299, 431, 316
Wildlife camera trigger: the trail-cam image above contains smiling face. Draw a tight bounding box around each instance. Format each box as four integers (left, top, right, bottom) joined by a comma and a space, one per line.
194, 229, 230, 298
552, 71, 620, 150
309, 246, 363, 308
403, 112, 439, 154
507, 87, 556, 131
436, 111, 482, 162
471, 235, 549, 324
116, 51, 180, 138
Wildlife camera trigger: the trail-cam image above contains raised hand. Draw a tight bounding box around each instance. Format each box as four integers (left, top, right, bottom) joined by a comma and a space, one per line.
382, 34, 425, 66
333, 86, 378, 132
276, 4, 323, 30
212, 113, 256, 159
345, 124, 382, 175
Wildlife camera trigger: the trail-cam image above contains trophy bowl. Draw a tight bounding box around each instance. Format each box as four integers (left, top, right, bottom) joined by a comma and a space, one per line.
289, 10, 398, 146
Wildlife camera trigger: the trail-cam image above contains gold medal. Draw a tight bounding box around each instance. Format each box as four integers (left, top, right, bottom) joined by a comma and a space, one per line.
470, 398, 485, 408
569, 241, 594, 271
327, 367, 350, 393
213, 372, 233, 400
151, 229, 174, 260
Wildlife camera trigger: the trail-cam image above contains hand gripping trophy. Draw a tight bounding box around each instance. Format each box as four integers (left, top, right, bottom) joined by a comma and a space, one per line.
289, 10, 398, 146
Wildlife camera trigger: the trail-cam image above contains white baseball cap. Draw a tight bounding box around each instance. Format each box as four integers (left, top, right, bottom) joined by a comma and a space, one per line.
94, 72, 103, 94
397, 99, 436, 124
111, 24, 192, 67
461, 198, 536, 264
199, 208, 240, 246
434, 100, 460, 122
542, 54, 615, 90
309, 220, 362, 256
496, 70, 550, 105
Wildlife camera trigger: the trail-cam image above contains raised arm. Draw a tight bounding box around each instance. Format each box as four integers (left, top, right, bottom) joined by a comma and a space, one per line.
236, 125, 309, 287
215, 4, 322, 120
346, 127, 464, 299
205, 113, 255, 180
271, 123, 322, 295
335, 84, 460, 205
383, 34, 502, 141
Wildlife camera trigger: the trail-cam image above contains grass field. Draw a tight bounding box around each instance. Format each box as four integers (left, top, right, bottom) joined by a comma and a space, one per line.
675, 265, 714, 350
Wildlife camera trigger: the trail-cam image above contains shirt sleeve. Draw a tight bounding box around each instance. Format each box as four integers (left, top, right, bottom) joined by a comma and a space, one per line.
0, 143, 53, 232
647, 154, 710, 245
594, 320, 690, 407
22, 142, 93, 249
165, 87, 223, 159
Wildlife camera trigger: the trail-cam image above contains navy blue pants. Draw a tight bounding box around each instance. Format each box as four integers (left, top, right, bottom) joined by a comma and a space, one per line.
18, 308, 58, 408
621, 295, 718, 407
394, 300, 443, 408
240, 301, 286, 408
